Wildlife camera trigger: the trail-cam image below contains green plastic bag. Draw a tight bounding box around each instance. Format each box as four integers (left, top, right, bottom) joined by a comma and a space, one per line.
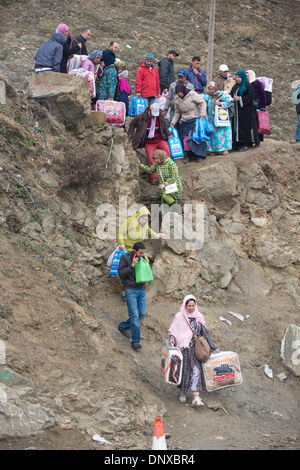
135, 257, 154, 283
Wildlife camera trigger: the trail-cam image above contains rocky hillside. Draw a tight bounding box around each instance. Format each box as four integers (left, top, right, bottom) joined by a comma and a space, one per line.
0, 0, 299, 140
0, 0, 299, 451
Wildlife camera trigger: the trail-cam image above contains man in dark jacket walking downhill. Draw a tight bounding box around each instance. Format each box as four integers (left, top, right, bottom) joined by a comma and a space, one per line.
117, 242, 148, 350
34, 32, 67, 73
158, 50, 179, 94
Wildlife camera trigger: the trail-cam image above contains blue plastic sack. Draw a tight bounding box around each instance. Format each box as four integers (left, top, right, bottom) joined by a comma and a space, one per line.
192, 118, 210, 143
168, 137, 184, 159
110, 249, 127, 276
168, 127, 184, 159
204, 120, 214, 136
169, 127, 179, 139
128, 97, 147, 117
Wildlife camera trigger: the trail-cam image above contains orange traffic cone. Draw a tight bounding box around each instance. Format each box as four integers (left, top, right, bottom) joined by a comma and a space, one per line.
152, 417, 167, 450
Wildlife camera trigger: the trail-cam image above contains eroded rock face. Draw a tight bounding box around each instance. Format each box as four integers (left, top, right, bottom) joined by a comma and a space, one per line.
28, 72, 91, 127
181, 160, 238, 211
0, 370, 54, 438
143, 144, 300, 304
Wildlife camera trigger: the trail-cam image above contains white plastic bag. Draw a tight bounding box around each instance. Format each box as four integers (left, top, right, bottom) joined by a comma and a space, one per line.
107, 246, 120, 267
214, 105, 230, 127
165, 182, 178, 194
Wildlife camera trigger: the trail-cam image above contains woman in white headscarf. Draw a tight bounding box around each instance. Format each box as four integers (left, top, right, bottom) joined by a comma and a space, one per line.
168, 295, 218, 406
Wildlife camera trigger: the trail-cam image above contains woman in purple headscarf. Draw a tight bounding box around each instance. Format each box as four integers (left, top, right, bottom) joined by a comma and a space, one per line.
168, 295, 218, 406
56, 23, 82, 73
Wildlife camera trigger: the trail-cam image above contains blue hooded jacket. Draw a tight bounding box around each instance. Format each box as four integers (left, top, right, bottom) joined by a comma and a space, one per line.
186, 65, 207, 94
35, 33, 67, 72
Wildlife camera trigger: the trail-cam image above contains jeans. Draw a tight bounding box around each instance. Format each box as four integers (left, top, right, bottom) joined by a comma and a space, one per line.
169, 108, 175, 122
118, 288, 146, 344
296, 114, 300, 142
144, 97, 158, 107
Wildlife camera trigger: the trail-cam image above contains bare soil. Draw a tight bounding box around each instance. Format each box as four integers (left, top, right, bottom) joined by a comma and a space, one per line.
0, 0, 299, 453
0, 230, 299, 450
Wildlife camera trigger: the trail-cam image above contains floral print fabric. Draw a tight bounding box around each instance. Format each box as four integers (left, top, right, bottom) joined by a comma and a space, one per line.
204, 92, 232, 152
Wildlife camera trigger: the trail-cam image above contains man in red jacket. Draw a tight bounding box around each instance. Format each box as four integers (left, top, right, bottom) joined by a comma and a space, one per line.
135, 53, 160, 107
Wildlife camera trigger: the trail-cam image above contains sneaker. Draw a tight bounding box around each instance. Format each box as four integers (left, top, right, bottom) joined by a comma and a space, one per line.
131, 343, 142, 350
196, 157, 203, 162
179, 393, 187, 403
192, 396, 204, 407
150, 181, 158, 185
118, 326, 131, 338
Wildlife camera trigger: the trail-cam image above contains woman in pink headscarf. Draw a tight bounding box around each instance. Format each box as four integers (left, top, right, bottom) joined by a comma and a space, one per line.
169, 295, 218, 406
56, 23, 82, 73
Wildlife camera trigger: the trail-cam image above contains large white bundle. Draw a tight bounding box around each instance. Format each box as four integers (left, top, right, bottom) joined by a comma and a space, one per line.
257, 76, 273, 93
67, 54, 88, 73
202, 350, 242, 392
160, 346, 183, 385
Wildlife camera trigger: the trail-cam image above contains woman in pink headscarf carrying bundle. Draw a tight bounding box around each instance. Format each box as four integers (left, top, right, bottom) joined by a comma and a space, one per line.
168, 295, 218, 406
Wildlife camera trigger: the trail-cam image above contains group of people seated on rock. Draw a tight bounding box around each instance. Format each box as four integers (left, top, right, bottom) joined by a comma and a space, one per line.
34, 24, 272, 209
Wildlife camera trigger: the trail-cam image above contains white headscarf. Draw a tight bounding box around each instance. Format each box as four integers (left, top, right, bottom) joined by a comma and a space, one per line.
246, 70, 256, 83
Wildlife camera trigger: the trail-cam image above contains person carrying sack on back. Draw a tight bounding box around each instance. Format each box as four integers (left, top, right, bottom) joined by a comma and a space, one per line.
117, 242, 150, 350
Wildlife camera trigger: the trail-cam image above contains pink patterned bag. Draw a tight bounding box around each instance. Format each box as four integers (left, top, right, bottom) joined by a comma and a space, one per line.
183, 135, 191, 151
256, 111, 272, 135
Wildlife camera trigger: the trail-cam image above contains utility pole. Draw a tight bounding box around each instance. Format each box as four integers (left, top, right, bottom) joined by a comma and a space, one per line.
207, 0, 216, 82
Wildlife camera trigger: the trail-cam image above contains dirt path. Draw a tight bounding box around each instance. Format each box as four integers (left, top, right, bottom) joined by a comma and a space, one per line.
84, 286, 300, 450
0, 281, 299, 451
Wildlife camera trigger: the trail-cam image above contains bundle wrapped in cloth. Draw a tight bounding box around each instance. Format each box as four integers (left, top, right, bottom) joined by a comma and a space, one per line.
202, 350, 242, 392
69, 67, 96, 98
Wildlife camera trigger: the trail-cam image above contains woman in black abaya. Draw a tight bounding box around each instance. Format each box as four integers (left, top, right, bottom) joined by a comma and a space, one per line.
230, 70, 259, 152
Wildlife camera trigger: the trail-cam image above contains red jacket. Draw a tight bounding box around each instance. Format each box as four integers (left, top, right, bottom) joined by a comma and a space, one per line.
135, 61, 160, 98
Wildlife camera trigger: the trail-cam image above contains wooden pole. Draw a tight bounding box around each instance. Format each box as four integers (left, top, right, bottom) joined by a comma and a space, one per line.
207, 0, 216, 83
